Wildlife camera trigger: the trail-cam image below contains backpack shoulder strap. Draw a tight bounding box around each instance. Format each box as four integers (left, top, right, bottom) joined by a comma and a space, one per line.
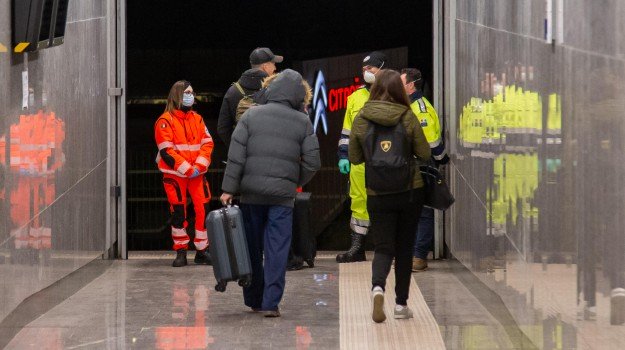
233, 82, 246, 96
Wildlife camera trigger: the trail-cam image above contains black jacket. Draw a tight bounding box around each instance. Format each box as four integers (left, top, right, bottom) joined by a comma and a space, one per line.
221, 69, 321, 207
217, 68, 268, 148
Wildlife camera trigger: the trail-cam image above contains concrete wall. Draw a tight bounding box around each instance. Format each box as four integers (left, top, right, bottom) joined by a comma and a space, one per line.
445, 0, 625, 348
0, 0, 110, 321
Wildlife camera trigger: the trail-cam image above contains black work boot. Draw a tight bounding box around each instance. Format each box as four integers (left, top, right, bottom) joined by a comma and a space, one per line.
172, 249, 188, 267
194, 249, 212, 265
336, 232, 366, 263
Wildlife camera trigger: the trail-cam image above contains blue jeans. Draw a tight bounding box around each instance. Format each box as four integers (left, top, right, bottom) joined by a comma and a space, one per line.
413, 207, 434, 259
240, 204, 293, 311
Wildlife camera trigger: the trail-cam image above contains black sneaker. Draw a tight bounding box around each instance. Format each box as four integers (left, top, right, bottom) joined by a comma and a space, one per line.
194, 249, 212, 265
172, 249, 188, 267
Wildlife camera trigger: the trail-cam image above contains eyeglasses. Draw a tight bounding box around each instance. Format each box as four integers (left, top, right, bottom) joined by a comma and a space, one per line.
183, 91, 196, 96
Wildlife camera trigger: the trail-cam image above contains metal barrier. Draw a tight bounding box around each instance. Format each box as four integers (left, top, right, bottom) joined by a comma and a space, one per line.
127, 145, 347, 250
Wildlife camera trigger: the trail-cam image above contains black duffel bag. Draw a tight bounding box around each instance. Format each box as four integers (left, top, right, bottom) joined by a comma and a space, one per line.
419, 165, 455, 210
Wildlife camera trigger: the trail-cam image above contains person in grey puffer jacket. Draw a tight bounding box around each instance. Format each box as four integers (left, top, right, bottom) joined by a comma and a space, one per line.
220, 69, 320, 317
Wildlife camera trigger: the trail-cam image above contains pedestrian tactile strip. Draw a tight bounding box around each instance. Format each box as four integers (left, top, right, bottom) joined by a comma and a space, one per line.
340, 261, 445, 350
315, 252, 340, 260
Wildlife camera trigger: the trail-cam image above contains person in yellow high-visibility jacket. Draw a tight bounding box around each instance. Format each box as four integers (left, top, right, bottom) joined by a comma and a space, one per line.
401, 68, 449, 272
336, 51, 387, 263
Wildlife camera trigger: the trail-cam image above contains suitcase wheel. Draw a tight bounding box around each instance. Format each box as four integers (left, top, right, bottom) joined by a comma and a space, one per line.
238, 276, 251, 288
215, 282, 227, 293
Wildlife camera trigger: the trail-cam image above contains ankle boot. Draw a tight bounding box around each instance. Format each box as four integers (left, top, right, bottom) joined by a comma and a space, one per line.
336, 232, 366, 263
172, 249, 188, 267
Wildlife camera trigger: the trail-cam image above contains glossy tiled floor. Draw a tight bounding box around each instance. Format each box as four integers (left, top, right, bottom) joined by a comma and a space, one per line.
3, 253, 545, 349
6, 253, 340, 349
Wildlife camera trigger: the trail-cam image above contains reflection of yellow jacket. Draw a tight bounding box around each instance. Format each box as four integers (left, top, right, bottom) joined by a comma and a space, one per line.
458, 87, 564, 238
458, 85, 544, 146
489, 153, 539, 235
459, 98, 485, 147
547, 93, 562, 135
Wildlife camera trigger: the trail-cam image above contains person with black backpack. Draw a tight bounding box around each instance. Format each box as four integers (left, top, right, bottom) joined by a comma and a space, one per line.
348, 69, 431, 323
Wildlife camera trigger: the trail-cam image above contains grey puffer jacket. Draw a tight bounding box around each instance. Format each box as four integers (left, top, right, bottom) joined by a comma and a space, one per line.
221, 69, 321, 207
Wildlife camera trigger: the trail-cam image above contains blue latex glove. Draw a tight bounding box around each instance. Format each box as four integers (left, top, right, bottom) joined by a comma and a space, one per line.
338, 159, 350, 174
189, 168, 200, 178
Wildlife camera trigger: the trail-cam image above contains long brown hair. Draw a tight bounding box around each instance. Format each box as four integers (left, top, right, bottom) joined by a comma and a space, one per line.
165, 80, 190, 113
368, 70, 411, 108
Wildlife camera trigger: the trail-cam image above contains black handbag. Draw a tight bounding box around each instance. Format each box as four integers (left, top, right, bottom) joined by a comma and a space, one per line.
419, 165, 455, 210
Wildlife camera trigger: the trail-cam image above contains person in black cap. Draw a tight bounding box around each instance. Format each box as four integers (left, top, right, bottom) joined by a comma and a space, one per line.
249, 47, 284, 76
336, 51, 387, 263
362, 51, 387, 84
217, 47, 283, 150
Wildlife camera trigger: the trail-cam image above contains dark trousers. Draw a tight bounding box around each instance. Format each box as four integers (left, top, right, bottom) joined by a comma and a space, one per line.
368, 189, 424, 305
413, 207, 435, 259
240, 204, 293, 311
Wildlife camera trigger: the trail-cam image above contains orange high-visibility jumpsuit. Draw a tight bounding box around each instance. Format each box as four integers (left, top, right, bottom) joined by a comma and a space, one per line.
155, 109, 214, 251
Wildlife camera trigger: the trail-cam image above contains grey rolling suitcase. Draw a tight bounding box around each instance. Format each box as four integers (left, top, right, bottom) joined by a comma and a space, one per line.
206, 206, 252, 292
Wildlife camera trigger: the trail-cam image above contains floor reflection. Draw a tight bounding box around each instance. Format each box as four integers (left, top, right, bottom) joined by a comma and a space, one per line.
6, 256, 340, 349
155, 284, 214, 349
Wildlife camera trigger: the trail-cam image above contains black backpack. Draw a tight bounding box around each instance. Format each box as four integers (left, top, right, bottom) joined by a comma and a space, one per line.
363, 117, 412, 193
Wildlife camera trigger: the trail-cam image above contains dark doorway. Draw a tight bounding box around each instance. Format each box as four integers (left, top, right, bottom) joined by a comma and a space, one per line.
126, 0, 434, 250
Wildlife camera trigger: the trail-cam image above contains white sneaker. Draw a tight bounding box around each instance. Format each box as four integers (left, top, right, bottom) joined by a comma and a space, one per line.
372, 286, 386, 323
394, 305, 414, 319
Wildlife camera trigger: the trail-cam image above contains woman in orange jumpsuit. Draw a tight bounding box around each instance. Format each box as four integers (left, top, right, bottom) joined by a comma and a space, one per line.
155, 80, 214, 267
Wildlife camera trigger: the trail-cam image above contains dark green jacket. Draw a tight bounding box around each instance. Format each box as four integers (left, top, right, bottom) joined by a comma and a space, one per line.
348, 100, 431, 195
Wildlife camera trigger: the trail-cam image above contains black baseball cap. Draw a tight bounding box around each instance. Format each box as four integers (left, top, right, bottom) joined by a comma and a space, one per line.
250, 47, 284, 65
362, 51, 387, 69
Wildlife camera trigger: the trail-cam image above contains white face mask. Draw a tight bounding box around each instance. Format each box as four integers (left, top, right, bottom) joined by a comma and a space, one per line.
182, 92, 194, 107
363, 61, 384, 84
364, 70, 376, 84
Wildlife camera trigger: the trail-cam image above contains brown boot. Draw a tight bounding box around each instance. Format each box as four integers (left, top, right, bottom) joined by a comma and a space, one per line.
412, 257, 427, 272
